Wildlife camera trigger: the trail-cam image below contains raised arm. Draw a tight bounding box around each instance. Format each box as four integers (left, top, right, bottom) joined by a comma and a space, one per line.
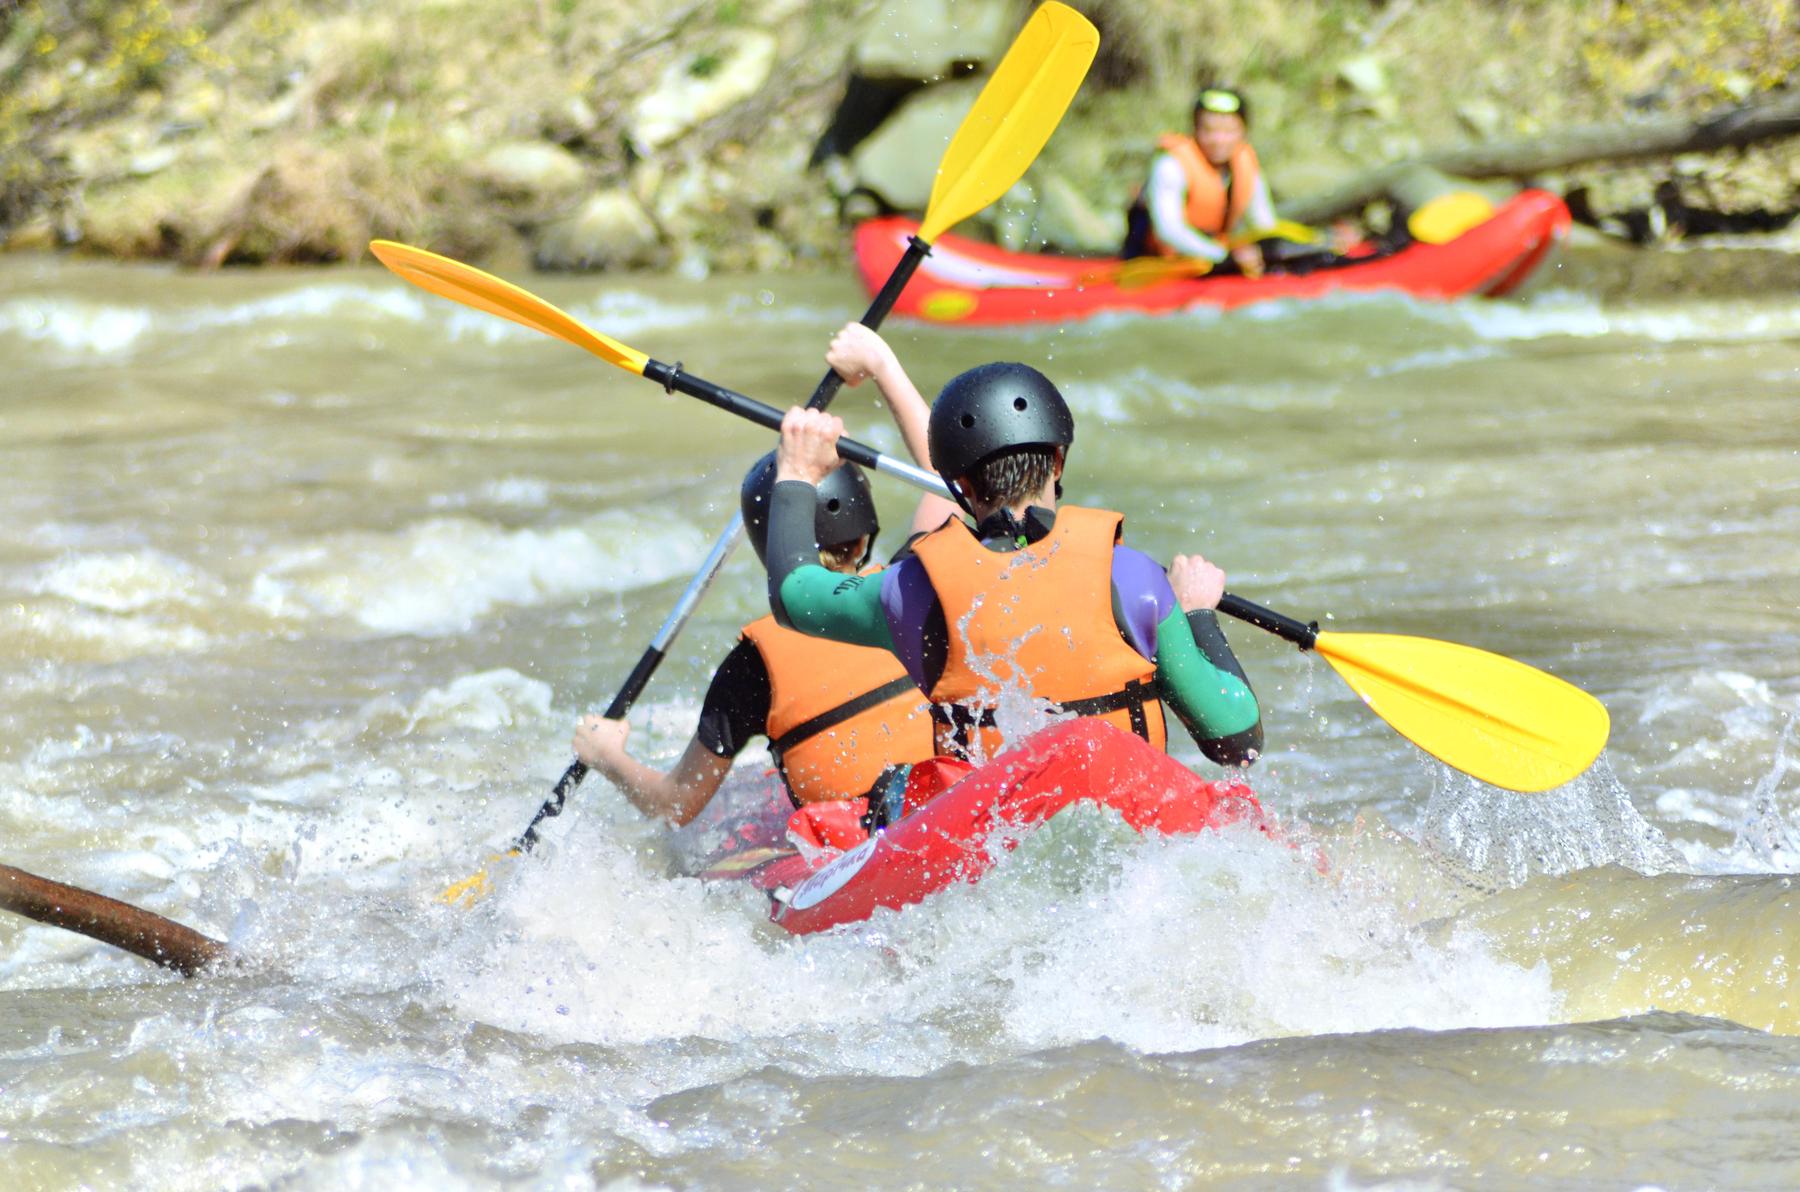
825, 323, 961, 535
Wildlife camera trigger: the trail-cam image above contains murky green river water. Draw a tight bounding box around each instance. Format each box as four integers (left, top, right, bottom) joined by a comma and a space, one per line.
2, 252, 1798, 1188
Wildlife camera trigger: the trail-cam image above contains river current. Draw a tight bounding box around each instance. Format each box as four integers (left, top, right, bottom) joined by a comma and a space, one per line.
2, 253, 1798, 1188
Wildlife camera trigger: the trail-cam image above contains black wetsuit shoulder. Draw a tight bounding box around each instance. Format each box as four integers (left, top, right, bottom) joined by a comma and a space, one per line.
694, 638, 772, 758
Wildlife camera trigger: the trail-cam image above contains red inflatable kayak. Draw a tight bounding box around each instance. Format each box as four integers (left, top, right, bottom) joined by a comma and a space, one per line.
852, 189, 1571, 326
691, 720, 1266, 935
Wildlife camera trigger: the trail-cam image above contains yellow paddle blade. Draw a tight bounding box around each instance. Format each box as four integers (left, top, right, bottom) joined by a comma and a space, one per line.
369, 240, 648, 375
1098, 256, 1214, 289
1314, 631, 1610, 793
1407, 190, 1496, 244
436, 850, 518, 908
918, 1, 1098, 242
1235, 218, 1322, 247
1090, 219, 1320, 290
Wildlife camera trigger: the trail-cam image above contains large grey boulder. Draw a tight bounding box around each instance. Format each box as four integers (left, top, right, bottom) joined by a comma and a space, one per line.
851, 78, 982, 210
854, 0, 1015, 81
533, 190, 662, 270
628, 31, 780, 153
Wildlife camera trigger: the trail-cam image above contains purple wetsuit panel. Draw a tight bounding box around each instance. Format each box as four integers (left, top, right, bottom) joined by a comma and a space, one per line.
879, 556, 938, 691
1111, 545, 1175, 660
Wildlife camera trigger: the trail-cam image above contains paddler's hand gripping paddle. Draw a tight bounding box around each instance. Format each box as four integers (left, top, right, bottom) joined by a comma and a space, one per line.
377, 1, 1100, 906
368, 238, 1612, 797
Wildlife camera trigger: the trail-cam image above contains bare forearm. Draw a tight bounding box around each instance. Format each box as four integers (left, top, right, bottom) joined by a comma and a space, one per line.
870, 357, 933, 469
867, 356, 961, 531
589, 739, 729, 826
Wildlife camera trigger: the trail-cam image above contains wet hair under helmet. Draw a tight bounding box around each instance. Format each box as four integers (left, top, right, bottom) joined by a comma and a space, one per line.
926, 362, 1075, 512
1194, 84, 1249, 127
740, 450, 879, 567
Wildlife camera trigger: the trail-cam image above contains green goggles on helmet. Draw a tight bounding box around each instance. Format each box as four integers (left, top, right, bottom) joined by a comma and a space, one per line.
1198, 89, 1243, 115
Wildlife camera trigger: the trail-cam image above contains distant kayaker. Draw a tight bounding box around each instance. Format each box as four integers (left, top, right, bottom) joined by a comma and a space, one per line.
1122, 84, 1275, 277
765, 326, 1263, 778
571, 456, 935, 826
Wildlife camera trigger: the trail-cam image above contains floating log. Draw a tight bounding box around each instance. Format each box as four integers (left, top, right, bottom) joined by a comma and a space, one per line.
1289, 89, 1800, 225
0, 863, 226, 977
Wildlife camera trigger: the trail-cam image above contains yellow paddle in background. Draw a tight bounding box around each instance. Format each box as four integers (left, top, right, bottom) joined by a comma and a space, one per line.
1406, 189, 1496, 244
1089, 220, 1322, 289
384, 0, 1100, 907
365, 246, 1611, 794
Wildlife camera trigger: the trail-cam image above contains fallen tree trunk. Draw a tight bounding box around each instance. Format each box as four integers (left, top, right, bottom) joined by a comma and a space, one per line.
0, 863, 227, 977
1289, 89, 1800, 225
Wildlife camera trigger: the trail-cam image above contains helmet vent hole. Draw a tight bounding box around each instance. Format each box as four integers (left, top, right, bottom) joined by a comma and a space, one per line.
1013, 397, 1028, 411
960, 413, 975, 428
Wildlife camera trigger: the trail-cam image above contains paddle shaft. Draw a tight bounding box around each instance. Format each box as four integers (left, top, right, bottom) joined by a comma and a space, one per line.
643, 358, 1338, 657
1215, 593, 1317, 649
519, 239, 932, 851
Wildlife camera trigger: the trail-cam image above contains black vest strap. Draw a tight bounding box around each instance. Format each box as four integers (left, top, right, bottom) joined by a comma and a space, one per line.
1057, 677, 1156, 740
931, 678, 1159, 749
769, 675, 919, 759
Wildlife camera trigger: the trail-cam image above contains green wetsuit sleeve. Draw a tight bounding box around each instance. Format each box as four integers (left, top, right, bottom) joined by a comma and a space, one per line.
1153, 605, 1263, 763
774, 564, 896, 651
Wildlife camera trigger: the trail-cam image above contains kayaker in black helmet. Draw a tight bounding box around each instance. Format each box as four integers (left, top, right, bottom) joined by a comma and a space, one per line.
766, 326, 1263, 772
1123, 84, 1277, 277
571, 454, 933, 825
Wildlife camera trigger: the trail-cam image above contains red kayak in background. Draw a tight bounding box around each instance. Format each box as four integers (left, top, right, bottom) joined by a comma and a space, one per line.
691, 719, 1268, 936
852, 189, 1571, 326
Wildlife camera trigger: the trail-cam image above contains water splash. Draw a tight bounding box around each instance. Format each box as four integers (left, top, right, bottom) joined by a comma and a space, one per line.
1418, 755, 1680, 891
1732, 717, 1800, 872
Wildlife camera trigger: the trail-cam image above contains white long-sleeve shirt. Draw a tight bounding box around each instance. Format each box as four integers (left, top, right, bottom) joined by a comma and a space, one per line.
1146, 152, 1276, 262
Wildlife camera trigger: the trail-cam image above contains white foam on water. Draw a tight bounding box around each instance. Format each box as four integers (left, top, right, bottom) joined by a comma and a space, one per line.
249, 509, 710, 635
428, 476, 555, 511
0, 281, 778, 365
990, 821, 1558, 1051
30, 549, 222, 613
0, 297, 153, 354
173, 283, 433, 331
1442, 291, 1800, 344
423, 795, 1560, 1072
0, 600, 215, 658
1365, 343, 1502, 378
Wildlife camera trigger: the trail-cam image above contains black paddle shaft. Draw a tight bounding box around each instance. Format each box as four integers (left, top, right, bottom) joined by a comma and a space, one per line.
517, 239, 932, 852
640, 362, 892, 471
1217, 593, 1318, 650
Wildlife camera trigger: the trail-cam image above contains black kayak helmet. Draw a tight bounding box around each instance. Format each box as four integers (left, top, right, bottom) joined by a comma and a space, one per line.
740, 450, 880, 567
927, 362, 1075, 509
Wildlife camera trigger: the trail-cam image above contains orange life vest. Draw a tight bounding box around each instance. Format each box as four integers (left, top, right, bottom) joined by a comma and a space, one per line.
908, 505, 1168, 760
739, 615, 935, 806
1149, 133, 1261, 255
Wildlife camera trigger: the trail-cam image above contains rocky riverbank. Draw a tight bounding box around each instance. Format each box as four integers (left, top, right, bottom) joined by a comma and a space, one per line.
2, 0, 1795, 280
